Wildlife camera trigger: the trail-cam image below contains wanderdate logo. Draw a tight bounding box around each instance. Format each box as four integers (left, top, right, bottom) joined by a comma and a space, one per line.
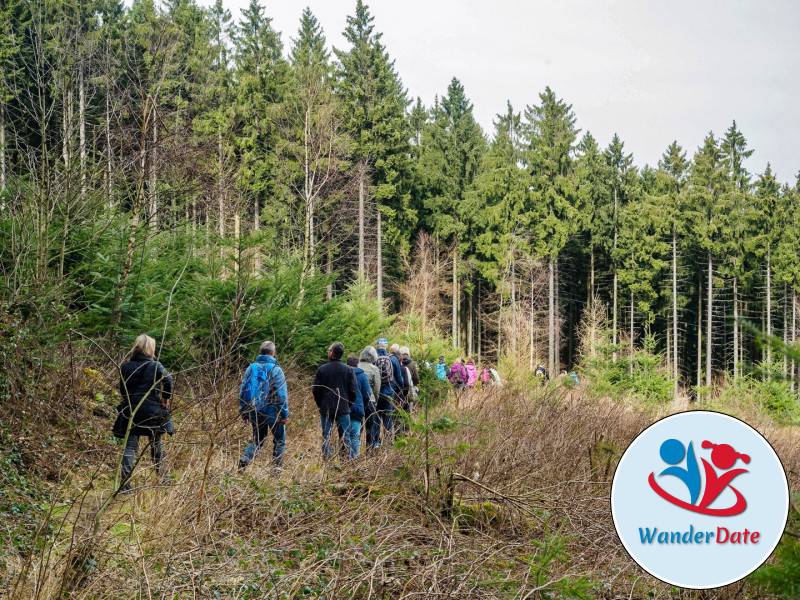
611, 411, 788, 589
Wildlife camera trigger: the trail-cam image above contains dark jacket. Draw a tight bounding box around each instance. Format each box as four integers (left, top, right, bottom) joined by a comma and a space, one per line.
312, 359, 356, 418
377, 348, 406, 398
115, 352, 173, 437
402, 358, 420, 387
349, 366, 370, 422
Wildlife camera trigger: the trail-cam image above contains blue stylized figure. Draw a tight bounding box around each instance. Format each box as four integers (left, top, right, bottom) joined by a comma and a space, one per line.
658, 438, 701, 505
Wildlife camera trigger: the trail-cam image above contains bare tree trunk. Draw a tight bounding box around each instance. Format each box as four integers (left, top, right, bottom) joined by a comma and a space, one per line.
672, 231, 679, 398
376, 205, 383, 303
612, 187, 618, 362
697, 273, 702, 393
233, 211, 240, 274
326, 241, 333, 301
792, 291, 797, 393
548, 256, 555, 376
452, 249, 458, 347
477, 280, 482, 362
706, 251, 712, 388
529, 268, 535, 371
467, 288, 473, 357
105, 89, 112, 208
253, 197, 261, 272
783, 284, 788, 377
79, 62, 86, 201
1, 104, 7, 195
149, 113, 158, 231
733, 276, 739, 381
217, 128, 224, 240
358, 168, 365, 279
589, 246, 595, 308
629, 290, 634, 375
766, 251, 772, 366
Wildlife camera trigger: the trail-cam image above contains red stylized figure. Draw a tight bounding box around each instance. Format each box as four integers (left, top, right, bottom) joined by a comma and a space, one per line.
697, 441, 750, 511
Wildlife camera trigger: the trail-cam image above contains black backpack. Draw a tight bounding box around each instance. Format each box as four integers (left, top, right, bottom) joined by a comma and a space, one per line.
376, 355, 394, 385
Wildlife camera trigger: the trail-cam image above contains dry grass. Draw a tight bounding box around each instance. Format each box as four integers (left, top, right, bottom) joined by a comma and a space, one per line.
5, 371, 799, 599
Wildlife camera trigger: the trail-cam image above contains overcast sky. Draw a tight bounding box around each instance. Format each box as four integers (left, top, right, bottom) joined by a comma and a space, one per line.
217, 0, 800, 182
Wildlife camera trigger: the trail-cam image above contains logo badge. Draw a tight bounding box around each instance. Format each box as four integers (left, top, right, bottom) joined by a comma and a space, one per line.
611, 411, 788, 589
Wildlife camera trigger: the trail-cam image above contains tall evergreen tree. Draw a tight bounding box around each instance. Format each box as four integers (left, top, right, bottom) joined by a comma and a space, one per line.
753, 164, 782, 367
521, 87, 580, 374
334, 0, 411, 301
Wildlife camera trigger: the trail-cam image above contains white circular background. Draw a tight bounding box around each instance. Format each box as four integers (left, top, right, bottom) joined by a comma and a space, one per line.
611, 410, 789, 589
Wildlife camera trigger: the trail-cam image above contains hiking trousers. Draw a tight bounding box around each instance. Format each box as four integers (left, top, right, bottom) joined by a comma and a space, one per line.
120, 432, 163, 491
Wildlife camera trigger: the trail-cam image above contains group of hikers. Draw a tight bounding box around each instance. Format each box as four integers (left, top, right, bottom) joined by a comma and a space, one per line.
437, 356, 501, 390
112, 334, 427, 491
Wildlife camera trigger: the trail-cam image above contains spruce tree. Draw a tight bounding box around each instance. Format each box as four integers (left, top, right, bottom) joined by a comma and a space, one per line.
754, 164, 782, 368
334, 0, 411, 301
521, 87, 580, 375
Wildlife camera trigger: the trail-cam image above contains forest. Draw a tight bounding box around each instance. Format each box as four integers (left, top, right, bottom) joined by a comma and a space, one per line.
1, 0, 800, 597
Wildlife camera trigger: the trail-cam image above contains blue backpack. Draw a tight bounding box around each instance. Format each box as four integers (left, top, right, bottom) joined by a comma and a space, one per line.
239, 362, 277, 415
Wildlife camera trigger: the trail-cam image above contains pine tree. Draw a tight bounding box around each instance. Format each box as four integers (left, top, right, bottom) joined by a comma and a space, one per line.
418, 78, 485, 346
575, 132, 610, 306
604, 134, 635, 360
233, 0, 287, 244
334, 0, 411, 301
754, 164, 782, 368
719, 122, 754, 378
687, 132, 726, 389
283, 8, 350, 290
657, 141, 689, 397
521, 87, 580, 375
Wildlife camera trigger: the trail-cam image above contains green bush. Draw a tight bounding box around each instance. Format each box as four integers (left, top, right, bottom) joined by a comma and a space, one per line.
582, 335, 673, 404
706, 375, 800, 425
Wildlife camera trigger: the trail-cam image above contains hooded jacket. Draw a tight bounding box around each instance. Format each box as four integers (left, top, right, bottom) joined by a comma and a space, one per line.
350, 366, 372, 421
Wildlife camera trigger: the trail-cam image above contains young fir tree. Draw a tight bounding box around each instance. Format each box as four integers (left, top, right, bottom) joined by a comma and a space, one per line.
521, 87, 580, 375
334, 0, 411, 301
656, 141, 689, 397
603, 133, 635, 360
687, 132, 726, 389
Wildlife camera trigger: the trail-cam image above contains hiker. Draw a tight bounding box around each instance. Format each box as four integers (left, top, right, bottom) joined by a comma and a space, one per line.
489, 365, 502, 386
465, 357, 478, 388
435, 356, 447, 381
397, 346, 419, 433
479, 366, 492, 387
534, 364, 548, 385
346, 355, 371, 458
113, 334, 174, 493
312, 342, 357, 459
374, 338, 406, 447
448, 358, 467, 390
358, 346, 382, 449
237, 341, 289, 470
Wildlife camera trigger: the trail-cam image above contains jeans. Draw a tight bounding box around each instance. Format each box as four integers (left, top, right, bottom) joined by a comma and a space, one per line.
320, 413, 351, 459
240, 412, 286, 468
371, 395, 395, 447
349, 419, 362, 458
120, 432, 163, 491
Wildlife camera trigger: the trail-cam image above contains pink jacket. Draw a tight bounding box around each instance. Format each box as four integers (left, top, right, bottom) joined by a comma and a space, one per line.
465, 363, 478, 387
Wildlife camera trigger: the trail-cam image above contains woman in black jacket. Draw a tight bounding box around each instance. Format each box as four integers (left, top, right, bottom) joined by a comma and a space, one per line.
114, 334, 173, 492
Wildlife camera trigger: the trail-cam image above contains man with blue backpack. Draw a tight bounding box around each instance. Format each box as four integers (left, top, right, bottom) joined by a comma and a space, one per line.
238, 341, 289, 471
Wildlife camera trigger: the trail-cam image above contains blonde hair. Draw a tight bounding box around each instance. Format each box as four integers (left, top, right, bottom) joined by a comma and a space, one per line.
131, 334, 156, 358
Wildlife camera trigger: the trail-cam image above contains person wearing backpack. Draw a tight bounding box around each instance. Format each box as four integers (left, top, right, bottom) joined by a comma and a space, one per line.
114, 334, 174, 493
480, 366, 492, 387
238, 341, 289, 471
448, 359, 467, 390
373, 338, 405, 447
465, 358, 478, 388
346, 355, 371, 458
435, 356, 447, 381
312, 342, 357, 459
358, 346, 381, 450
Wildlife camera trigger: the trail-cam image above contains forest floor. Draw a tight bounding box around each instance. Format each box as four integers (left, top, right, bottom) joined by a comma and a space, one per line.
2, 368, 799, 599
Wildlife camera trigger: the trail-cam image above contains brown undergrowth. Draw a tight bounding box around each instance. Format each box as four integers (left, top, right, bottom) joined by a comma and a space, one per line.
4, 366, 799, 599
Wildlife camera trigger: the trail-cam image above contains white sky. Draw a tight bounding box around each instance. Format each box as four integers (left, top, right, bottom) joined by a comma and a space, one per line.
217, 0, 800, 183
